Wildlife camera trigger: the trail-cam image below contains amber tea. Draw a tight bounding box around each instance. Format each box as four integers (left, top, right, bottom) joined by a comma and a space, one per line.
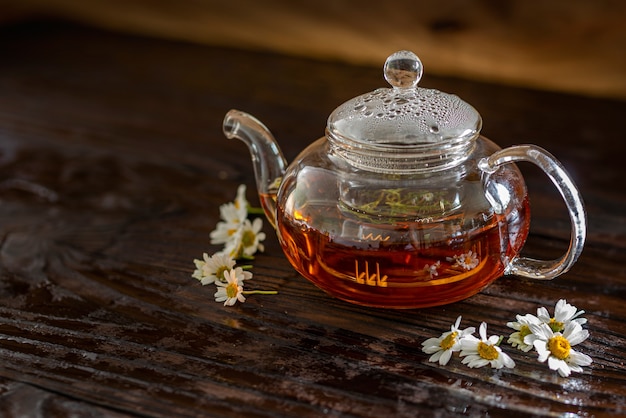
276, 196, 529, 309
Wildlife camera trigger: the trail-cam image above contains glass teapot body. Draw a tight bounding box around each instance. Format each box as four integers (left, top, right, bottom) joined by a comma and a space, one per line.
223, 50, 585, 309
275, 135, 529, 308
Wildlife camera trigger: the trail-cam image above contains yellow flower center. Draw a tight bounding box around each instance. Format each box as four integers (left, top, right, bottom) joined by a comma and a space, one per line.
439, 331, 458, 350
548, 336, 571, 360
519, 324, 532, 339
242, 229, 256, 247
549, 317, 565, 332
477, 341, 499, 360
215, 266, 229, 282
226, 282, 239, 298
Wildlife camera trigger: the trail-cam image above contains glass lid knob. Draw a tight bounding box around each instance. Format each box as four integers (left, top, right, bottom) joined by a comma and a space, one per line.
383, 50, 423, 89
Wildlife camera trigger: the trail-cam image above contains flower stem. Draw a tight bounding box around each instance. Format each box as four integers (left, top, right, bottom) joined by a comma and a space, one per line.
242, 290, 278, 295
247, 206, 265, 216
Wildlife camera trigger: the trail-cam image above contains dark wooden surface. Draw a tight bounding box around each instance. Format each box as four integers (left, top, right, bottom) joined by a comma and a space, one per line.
0, 21, 625, 417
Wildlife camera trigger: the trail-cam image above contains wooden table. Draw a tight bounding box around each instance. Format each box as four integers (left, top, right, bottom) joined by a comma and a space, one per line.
0, 21, 624, 417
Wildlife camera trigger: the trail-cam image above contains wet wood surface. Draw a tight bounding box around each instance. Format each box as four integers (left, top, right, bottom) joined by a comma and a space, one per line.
0, 21, 625, 417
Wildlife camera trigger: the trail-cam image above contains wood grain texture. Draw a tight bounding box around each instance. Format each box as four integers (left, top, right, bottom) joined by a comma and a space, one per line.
0, 21, 624, 417
1, 0, 625, 100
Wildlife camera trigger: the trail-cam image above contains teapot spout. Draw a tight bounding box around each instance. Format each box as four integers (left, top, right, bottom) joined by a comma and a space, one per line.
223, 110, 287, 228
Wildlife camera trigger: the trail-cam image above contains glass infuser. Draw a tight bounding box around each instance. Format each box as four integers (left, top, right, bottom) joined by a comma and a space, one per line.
222, 50, 586, 309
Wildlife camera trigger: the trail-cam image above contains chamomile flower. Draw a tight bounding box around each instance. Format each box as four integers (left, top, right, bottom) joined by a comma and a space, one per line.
450, 250, 479, 270
213, 267, 277, 306
241, 218, 265, 256
460, 322, 515, 369
423, 260, 441, 279
233, 184, 250, 216
192, 252, 236, 285
507, 313, 541, 352
222, 218, 266, 259
422, 316, 475, 366
536, 299, 587, 333
223, 184, 249, 224
209, 185, 250, 246
214, 268, 247, 306
210, 217, 240, 246
526, 321, 592, 377
195, 184, 278, 307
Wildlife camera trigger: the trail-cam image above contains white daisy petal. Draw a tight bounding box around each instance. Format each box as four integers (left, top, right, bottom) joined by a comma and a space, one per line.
529, 323, 553, 341
568, 350, 593, 367
453, 315, 462, 330
564, 323, 589, 346
502, 353, 516, 368
439, 349, 453, 366
422, 337, 442, 353
533, 342, 546, 357
536, 307, 551, 323
554, 299, 576, 322
429, 350, 443, 363
460, 335, 480, 350
567, 364, 583, 374
487, 335, 500, 345
478, 322, 488, 340
547, 356, 566, 374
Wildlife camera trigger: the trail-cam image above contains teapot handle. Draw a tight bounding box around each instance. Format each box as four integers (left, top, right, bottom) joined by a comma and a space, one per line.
478, 145, 586, 280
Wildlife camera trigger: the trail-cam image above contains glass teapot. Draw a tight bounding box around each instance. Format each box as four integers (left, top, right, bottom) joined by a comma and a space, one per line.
223, 51, 586, 309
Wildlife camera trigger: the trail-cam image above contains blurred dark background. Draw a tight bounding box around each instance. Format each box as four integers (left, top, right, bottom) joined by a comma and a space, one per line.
1, 0, 624, 100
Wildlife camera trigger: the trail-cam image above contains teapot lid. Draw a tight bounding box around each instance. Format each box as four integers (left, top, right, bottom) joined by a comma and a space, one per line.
327, 51, 482, 149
